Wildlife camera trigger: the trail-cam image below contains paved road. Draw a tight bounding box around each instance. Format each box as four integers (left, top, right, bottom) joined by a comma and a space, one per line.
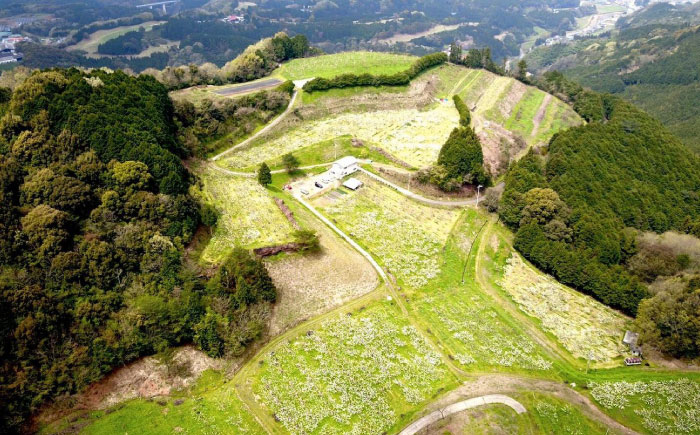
213, 78, 283, 96
210, 89, 299, 161
399, 394, 526, 435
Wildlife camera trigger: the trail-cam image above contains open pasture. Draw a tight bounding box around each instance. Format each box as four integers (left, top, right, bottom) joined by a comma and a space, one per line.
220, 105, 458, 170
196, 168, 296, 263
314, 174, 461, 288
251, 300, 455, 434
275, 51, 416, 80
499, 253, 629, 363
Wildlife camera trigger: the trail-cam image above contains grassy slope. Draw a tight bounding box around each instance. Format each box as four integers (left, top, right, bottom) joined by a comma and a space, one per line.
66, 22, 165, 55
275, 51, 417, 80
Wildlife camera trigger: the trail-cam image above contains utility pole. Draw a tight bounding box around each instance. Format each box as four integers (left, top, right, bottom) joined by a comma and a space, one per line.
476, 184, 483, 208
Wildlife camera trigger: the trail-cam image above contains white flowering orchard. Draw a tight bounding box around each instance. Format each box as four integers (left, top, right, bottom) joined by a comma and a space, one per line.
253, 302, 452, 434
316, 175, 460, 288
500, 254, 629, 363
590, 379, 700, 434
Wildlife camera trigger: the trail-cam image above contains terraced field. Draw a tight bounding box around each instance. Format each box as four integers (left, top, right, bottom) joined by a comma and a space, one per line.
219, 105, 459, 170
249, 300, 456, 434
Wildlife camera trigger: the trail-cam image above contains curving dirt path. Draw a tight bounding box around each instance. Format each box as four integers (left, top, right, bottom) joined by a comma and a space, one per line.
210, 89, 300, 161
423, 374, 639, 435
399, 394, 526, 435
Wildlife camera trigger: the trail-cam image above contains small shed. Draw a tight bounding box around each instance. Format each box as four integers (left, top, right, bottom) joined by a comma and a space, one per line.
343, 178, 363, 191
623, 330, 642, 357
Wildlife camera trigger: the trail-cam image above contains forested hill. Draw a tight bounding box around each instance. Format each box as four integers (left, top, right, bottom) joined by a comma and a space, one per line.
0, 69, 277, 432
524, 3, 700, 152
501, 74, 700, 318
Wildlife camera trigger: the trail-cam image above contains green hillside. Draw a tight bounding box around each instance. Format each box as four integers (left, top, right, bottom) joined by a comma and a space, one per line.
525, 3, 700, 153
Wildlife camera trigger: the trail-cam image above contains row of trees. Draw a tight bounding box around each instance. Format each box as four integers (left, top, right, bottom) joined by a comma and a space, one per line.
418, 95, 489, 191
302, 52, 448, 92
449, 44, 504, 75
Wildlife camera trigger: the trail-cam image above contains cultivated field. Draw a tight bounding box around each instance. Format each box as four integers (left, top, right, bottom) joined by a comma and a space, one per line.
275, 52, 416, 80
500, 253, 629, 362
265, 200, 379, 335
219, 105, 459, 170
195, 167, 296, 262
314, 174, 461, 288
251, 300, 455, 434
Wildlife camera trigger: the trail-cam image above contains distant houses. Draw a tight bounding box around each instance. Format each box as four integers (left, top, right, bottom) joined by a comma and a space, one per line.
0, 33, 26, 64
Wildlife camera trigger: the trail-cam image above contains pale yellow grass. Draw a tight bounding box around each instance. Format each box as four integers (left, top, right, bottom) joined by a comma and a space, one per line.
501, 254, 629, 362
265, 219, 378, 336
378, 24, 462, 44
220, 106, 458, 170
197, 170, 295, 263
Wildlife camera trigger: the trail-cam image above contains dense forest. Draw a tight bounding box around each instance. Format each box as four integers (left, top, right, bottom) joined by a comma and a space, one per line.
0, 69, 277, 432
524, 2, 700, 152
499, 71, 700, 355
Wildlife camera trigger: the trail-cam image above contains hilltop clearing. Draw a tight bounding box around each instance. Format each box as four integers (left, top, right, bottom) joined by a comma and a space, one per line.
198, 54, 580, 177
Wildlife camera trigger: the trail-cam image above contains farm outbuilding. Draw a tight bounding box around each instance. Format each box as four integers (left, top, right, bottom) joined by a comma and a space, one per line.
623, 330, 642, 357
343, 178, 363, 190
330, 156, 359, 178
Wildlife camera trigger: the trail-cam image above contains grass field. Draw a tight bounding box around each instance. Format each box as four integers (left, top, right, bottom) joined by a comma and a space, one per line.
219, 105, 458, 170
409, 214, 553, 372
314, 174, 461, 288
64, 371, 265, 435
275, 52, 416, 80
250, 300, 456, 434
195, 167, 296, 262
66, 22, 164, 55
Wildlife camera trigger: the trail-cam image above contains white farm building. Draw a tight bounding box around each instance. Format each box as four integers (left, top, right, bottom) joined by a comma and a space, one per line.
329, 156, 359, 179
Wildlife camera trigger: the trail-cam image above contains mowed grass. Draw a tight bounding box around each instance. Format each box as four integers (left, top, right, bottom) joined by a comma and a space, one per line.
66, 22, 164, 55
314, 174, 461, 288
426, 392, 610, 434
276, 52, 416, 80
61, 370, 265, 435
195, 167, 296, 263
408, 212, 553, 373
250, 299, 457, 434
219, 106, 458, 170
589, 378, 700, 434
